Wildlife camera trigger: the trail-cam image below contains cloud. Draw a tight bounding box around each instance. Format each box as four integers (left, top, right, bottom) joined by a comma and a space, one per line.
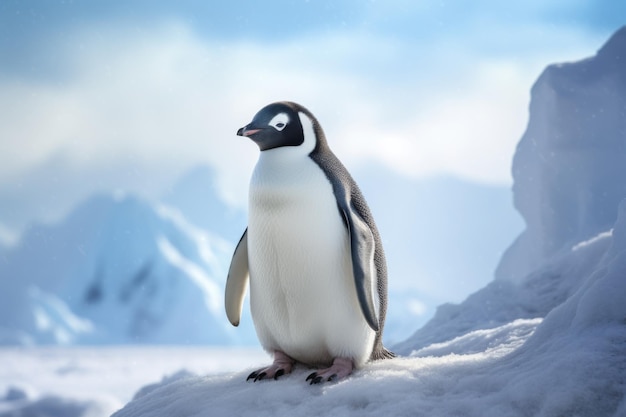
356, 61, 532, 182
0, 18, 606, 219
0, 221, 18, 247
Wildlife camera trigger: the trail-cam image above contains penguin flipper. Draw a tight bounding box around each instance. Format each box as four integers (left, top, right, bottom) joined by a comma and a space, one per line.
225, 228, 249, 327
340, 207, 380, 332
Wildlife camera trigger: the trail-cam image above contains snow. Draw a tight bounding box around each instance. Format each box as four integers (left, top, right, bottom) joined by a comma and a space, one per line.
28, 287, 95, 344
0, 346, 267, 417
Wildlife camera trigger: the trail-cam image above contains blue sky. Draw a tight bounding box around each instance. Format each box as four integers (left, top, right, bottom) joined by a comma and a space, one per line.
0, 1, 623, 237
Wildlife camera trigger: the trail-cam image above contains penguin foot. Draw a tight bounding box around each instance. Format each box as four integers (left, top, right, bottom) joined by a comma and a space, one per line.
247, 350, 295, 382
306, 357, 354, 385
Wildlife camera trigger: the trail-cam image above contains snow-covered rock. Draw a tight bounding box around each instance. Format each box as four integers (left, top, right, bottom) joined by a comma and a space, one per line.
496, 26, 626, 284
0, 193, 254, 345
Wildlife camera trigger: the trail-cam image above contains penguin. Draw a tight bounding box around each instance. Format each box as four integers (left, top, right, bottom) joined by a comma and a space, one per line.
226, 101, 394, 384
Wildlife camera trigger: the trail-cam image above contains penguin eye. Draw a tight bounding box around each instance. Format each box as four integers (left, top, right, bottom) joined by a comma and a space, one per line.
269, 113, 289, 132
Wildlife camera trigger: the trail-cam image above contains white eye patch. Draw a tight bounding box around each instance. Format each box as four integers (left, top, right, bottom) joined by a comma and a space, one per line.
269, 113, 289, 131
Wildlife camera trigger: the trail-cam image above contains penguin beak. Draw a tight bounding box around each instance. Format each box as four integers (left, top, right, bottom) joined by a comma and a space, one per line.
237, 125, 261, 137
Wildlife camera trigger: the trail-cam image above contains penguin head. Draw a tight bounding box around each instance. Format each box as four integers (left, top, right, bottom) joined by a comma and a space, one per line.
237, 101, 324, 152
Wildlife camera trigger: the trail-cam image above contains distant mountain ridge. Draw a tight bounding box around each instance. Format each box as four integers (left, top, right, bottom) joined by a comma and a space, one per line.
0, 192, 256, 345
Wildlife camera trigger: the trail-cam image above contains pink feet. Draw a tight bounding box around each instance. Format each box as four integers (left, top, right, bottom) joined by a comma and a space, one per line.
248, 353, 354, 384
306, 357, 354, 385
247, 351, 295, 382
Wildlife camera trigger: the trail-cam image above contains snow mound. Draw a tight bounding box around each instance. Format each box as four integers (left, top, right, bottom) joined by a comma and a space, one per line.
395, 226, 611, 353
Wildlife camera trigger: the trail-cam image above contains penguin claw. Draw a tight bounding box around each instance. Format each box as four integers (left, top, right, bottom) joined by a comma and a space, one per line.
247, 370, 269, 382
307, 373, 336, 384
247, 351, 295, 382
305, 357, 354, 384
310, 376, 323, 385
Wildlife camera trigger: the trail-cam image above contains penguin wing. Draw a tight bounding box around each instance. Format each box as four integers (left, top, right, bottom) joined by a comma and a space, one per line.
225, 228, 249, 327
340, 204, 380, 332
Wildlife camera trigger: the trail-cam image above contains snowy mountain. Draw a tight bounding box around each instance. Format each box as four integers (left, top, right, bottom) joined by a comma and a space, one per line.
0, 192, 255, 345
105, 26, 626, 417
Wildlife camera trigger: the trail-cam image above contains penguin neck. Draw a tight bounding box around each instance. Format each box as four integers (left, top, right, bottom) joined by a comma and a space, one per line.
249, 149, 319, 213
252, 147, 314, 193
257, 145, 310, 166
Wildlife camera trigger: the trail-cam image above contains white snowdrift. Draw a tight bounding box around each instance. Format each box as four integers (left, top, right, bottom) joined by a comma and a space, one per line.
0, 347, 268, 417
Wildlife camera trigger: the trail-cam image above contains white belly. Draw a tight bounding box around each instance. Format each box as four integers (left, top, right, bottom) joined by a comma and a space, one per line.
247, 149, 375, 367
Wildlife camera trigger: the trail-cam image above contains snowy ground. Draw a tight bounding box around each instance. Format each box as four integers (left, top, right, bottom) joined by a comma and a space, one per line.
110, 314, 624, 417
0, 346, 268, 417
0, 321, 537, 417
2, 309, 624, 417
